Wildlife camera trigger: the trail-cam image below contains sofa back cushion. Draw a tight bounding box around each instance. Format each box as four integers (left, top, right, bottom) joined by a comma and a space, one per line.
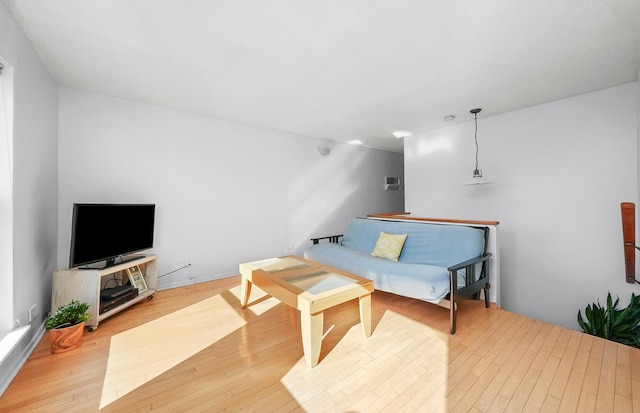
341, 217, 486, 267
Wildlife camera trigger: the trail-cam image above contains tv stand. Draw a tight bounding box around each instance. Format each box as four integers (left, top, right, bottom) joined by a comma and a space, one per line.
52, 255, 158, 331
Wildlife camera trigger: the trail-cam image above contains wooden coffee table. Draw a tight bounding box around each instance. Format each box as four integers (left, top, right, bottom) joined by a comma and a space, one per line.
239, 256, 374, 367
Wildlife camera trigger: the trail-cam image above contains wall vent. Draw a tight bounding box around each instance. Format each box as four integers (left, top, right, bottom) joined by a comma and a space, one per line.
384, 176, 402, 191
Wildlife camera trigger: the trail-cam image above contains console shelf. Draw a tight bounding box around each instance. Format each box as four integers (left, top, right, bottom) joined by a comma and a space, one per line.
52, 255, 158, 331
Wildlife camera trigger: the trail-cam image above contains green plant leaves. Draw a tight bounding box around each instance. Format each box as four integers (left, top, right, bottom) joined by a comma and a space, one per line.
577, 292, 640, 348
46, 300, 90, 330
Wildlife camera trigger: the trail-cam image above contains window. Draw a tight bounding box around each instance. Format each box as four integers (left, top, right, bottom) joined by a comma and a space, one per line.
0, 60, 14, 337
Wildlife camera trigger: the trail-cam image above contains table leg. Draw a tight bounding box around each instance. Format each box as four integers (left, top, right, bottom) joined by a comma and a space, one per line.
301, 311, 323, 367
240, 275, 252, 308
359, 294, 372, 337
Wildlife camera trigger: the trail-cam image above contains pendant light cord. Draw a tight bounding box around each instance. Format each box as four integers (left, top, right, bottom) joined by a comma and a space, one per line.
463, 107, 492, 185
474, 112, 479, 171
470, 108, 482, 174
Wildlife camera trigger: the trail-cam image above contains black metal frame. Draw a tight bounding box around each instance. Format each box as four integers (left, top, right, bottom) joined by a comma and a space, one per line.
311, 235, 343, 245
446, 251, 492, 334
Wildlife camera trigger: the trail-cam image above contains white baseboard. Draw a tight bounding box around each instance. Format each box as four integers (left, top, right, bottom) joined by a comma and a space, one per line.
157, 272, 237, 291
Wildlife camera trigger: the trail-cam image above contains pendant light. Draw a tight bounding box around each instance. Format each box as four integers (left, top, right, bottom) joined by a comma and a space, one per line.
463, 108, 493, 186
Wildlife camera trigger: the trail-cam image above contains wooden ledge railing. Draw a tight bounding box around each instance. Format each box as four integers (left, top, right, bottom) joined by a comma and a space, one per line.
367, 213, 499, 226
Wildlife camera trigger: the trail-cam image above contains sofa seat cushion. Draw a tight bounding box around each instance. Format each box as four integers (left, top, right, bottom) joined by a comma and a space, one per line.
304, 243, 466, 302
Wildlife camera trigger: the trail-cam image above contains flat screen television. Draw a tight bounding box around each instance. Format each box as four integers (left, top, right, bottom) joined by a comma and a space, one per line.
69, 203, 156, 268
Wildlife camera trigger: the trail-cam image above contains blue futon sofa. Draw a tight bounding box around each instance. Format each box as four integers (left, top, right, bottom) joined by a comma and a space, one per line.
304, 217, 492, 334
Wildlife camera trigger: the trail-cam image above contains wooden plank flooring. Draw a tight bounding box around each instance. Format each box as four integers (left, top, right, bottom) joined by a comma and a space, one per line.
0, 275, 638, 412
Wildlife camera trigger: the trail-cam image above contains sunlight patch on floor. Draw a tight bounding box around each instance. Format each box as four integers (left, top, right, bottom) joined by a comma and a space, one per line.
280, 310, 449, 412
0, 326, 29, 364
228, 284, 281, 316
99, 294, 246, 408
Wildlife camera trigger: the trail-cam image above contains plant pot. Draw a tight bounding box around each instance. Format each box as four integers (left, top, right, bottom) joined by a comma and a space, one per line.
49, 321, 86, 354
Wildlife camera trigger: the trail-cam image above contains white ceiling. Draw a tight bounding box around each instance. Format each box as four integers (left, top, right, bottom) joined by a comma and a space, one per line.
4, 1, 640, 153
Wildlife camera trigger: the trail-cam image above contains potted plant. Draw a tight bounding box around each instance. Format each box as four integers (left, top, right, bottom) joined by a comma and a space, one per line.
46, 300, 91, 353
577, 292, 640, 348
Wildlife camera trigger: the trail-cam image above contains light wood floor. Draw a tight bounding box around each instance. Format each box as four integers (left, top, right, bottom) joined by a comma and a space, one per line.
1, 275, 639, 412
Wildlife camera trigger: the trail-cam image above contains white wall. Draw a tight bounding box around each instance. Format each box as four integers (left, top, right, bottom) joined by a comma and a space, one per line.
405, 82, 638, 330
58, 88, 404, 288
0, 0, 59, 394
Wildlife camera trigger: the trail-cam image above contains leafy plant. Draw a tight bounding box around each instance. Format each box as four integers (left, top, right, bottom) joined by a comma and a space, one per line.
577, 292, 640, 348
46, 300, 91, 330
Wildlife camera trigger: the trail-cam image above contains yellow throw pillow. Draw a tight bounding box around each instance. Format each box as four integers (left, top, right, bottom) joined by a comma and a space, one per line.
371, 231, 408, 261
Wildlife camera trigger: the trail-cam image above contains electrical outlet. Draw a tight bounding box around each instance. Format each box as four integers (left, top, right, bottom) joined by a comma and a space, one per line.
29, 304, 38, 323
286, 245, 294, 253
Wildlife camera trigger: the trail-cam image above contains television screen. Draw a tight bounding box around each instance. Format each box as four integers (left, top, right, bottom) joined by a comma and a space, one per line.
69, 203, 156, 268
